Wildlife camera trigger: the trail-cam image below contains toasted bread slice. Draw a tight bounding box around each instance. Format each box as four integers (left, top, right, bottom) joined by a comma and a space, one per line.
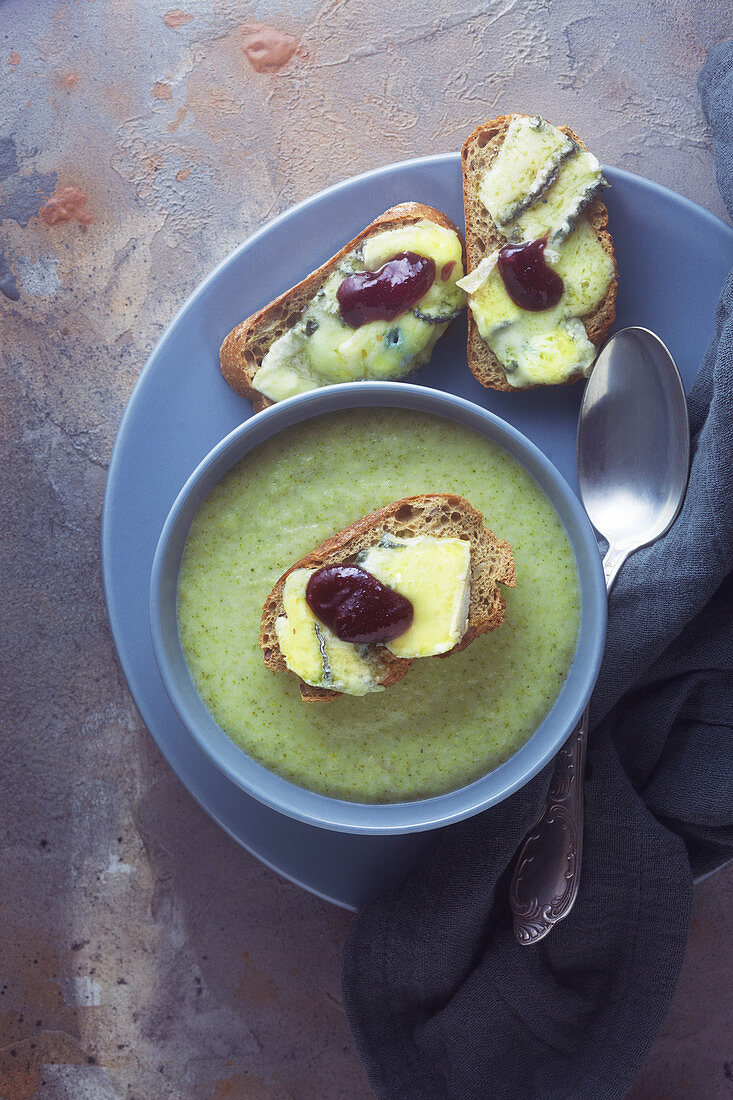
220, 202, 465, 412
260, 493, 516, 701
461, 114, 617, 392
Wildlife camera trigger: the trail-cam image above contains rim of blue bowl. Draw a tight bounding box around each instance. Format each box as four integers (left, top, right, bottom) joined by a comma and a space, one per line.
149, 381, 607, 835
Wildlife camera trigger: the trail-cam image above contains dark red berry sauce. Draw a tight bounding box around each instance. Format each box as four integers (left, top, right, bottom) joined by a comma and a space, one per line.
337, 252, 436, 328
497, 237, 564, 311
305, 563, 413, 645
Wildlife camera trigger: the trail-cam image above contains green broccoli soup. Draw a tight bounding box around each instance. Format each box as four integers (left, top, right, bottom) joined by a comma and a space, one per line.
177, 408, 581, 803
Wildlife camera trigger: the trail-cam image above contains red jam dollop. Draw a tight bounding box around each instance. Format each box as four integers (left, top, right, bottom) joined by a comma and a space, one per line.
497, 237, 564, 311
336, 252, 436, 328
305, 563, 413, 644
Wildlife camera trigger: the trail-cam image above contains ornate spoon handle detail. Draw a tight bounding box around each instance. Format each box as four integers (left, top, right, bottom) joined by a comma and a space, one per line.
509, 706, 589, 944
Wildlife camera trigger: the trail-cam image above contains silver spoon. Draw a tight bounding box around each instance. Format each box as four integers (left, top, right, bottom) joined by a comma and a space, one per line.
509, 327, 690, 944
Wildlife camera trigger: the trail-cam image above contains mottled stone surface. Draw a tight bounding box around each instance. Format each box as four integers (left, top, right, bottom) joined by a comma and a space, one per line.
2, 1, 732, 1097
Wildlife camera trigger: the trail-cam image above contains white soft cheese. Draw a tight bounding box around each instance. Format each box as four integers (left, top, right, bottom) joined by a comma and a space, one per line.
358, 535, 471, 659
274, 569, 388, 696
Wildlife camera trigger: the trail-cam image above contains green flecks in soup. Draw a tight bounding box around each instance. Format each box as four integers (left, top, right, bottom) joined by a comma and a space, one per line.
177, 409, 580, 803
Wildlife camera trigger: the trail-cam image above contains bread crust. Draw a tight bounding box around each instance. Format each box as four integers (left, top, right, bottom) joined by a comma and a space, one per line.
219, 203, 465, 412
461, 114, 618, 392
260, 493, 516, 702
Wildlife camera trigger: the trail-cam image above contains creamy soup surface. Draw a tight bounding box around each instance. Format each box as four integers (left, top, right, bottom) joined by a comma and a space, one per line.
177, 409, 581, 803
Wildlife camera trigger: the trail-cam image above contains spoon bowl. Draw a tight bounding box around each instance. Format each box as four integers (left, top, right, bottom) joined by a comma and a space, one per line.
578, 327, 690, 567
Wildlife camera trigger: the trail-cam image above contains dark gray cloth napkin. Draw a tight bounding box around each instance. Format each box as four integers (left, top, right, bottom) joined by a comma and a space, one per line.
342, 41, 733, 1100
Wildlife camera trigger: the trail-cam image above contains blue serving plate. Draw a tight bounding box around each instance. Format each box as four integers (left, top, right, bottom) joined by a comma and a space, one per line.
102, 154, 733, 909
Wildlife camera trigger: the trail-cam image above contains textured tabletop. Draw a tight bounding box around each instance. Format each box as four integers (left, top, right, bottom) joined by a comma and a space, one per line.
3, 2, 732, 1098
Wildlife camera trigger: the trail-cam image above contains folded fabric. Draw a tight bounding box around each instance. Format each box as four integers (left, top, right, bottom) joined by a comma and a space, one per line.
342, 40, 733, 1100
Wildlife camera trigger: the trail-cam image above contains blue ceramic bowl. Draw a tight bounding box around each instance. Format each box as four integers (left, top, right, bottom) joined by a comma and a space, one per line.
150, 382, 606, 834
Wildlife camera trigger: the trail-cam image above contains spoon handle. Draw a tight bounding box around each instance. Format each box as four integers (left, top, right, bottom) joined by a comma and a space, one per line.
510, 539, 626, 944
509, 706, 589, 944
603, 544, 628, 589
